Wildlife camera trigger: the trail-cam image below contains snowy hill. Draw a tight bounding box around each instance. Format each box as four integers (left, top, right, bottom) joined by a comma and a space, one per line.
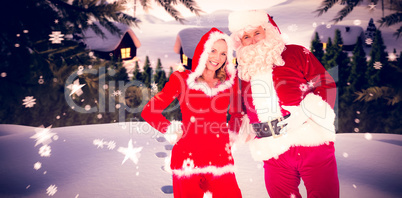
0, 123, 401, 198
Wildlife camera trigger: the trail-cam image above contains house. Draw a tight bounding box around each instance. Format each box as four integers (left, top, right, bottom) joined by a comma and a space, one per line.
82, 22, 141, 61
312, 24, 365, 51
173, 27, 235, 70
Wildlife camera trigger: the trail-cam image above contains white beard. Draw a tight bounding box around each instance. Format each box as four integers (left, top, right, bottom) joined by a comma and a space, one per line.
236, 36, 286, 81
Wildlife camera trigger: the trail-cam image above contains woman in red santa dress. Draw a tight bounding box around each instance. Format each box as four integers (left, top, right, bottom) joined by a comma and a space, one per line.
141, 27, 243, 198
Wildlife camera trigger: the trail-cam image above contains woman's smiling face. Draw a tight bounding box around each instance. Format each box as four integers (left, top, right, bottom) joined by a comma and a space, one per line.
206, 39, 227, 72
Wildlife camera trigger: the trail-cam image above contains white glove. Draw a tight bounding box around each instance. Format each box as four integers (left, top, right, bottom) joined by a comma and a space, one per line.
164, 121, 183, 145
278, 105, 311, 133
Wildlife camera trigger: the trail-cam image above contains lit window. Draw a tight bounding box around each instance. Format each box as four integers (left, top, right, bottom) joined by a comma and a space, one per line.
322, 42, 327, 50
233, 58, 237, 65
182, 54, 188, 66
121, 48, 131, 59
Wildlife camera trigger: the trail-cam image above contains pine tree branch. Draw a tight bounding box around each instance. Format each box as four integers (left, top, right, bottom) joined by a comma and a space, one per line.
178, 0, 203, 16
314, 0, 339, 17
332, 2, 360, 23
378, 13, 402, 27
355, 86, 401, 105
394, 26, 402, 38
154, 0, 185, 23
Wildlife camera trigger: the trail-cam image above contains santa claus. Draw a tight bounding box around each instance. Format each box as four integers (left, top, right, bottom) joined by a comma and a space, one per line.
228, 10, 340, 198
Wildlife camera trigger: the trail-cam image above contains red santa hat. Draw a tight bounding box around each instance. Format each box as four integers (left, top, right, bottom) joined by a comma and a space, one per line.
228, 10, 281, 36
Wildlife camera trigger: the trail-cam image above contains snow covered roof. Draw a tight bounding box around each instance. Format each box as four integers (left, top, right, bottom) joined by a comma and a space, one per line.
173, 27, 231, 59
82, 22, 141, 52
313, 24, 364, 46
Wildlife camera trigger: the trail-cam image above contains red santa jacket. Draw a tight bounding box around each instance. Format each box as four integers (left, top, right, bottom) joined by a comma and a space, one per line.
141, 28, 243, 177
239, 44, 337, 161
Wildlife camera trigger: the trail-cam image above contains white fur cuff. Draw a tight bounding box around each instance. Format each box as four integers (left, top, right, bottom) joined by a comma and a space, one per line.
164, 121, 183, 145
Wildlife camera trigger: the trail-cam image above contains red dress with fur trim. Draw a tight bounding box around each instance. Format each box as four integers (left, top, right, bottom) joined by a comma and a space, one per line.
240, 44, 337, 161
141, 28, 243, 177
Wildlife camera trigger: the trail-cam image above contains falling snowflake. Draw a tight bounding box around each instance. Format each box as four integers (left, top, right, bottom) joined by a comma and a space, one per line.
365, 38, 373, 45
39, 145, 51, 157
46, 184, 58, 196
107, 141, 116, 150
15, 43, 20, 47
299, 83, 308, 92
354, 118, 360, 124
194, 17, 202, 26
353, 20, 361, 26
326, 24, 331, 29
302, 47, 310, 54
54, 19, 59, 24
33, 162, 42, 170
342, 152, 349, 158
364, 133, 373, 140
112, 90, 122, 96
118, 139, 143, 165
307, 80, 315, 88
38, 76, 44, 84
49, 31, 64, 44
368, 2, 376, 10
206, 15, 215, 24
150, 82, 158, 92
225, 143, 232, 154
1, 72, 6, 77
93, 139, 105, 148
66, 79, 85, 96
388, 53, 397, 62
373, 62, 382, 69
30, 125, 56, 146
22, 96, 36, 108
287, 24, 298, 32
354, 128, 359, 133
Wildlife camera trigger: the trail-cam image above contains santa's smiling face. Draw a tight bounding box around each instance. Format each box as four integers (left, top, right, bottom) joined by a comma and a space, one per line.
240, 26, 266, 46
205, 39, 227, 72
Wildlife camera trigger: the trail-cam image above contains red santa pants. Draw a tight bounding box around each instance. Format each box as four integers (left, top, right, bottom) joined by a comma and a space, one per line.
172, 173, 242, 198
264, 142, 339, 198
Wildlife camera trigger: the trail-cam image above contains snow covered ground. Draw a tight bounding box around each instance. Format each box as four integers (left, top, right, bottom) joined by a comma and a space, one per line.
0, 123, 401, 198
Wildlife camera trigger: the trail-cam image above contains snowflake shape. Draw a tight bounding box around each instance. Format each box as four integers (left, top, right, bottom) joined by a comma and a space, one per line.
1, 72, 6, 77
33, 162, 42, 170
368, 2, 376, 10
287, 24, 298, 32
39, 145, 51, 157
112, 90, 122, 96
299, 83, 308, 92
30, 125, 56, 146
373, 62, 382, 69
182, 158, 195, 172
22, 96, 36, 108
93, 139, 105, 148
117, 139, 143, 165
225, 143, 232, 154
150, 82, 158, 92
66, 79, 85, 96
206, 15, 215, 24
307, 80, 315, 88
194, 17, 202, 26
49, 31, 64, 44
107, 141, 116, 150
388, 53, 397, 62
365, 38, 373, 45
46, 184, 58, 196
302, 47, 310, 54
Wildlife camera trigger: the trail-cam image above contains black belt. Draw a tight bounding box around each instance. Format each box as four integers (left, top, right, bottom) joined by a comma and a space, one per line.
252, 114, 290, 138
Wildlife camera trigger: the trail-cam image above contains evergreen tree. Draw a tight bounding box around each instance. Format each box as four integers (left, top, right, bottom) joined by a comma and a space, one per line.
366, 30, 387, 87
338, 38, 367, 133
132, 60, 141, 81
0, 0, 140, 127
365, 18, 377, 47
311, 32, 324, 63
322, 37, 335, 69
154, 58, 167, 91
141, 56, 153, 87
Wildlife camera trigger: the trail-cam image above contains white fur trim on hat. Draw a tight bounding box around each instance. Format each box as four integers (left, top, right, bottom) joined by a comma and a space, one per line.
228, 10, 268, 34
